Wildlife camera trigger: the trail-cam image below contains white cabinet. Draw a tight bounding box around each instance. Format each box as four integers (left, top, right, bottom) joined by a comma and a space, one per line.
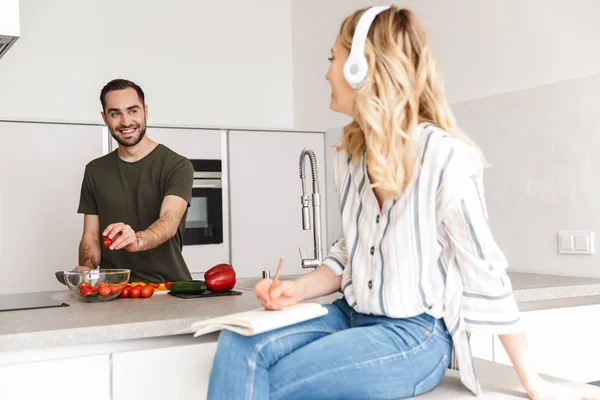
0, 355, 111, 399
492, 305, 600, 383
0, 122, 104, 295
112, 341, 218, 400
228, 130, 327, 279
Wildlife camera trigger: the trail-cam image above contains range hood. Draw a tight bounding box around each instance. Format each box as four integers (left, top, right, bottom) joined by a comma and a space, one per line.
0, 0, 20, 60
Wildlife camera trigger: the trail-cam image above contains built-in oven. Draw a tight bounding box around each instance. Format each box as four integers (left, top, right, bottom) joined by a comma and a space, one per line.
183, 159, 223, 246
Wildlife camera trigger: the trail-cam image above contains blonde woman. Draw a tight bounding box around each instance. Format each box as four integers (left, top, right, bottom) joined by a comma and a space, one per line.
207, 6, 595, 399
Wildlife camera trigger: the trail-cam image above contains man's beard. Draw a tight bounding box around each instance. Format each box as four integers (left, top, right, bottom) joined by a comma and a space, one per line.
110, 122, 146, 147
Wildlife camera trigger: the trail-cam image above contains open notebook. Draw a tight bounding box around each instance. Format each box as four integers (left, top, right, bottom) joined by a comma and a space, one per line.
186, 303, 329, 337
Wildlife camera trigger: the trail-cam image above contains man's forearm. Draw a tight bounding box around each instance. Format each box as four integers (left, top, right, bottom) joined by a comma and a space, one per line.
79, 235, 101, 268
136, 213, 179, 252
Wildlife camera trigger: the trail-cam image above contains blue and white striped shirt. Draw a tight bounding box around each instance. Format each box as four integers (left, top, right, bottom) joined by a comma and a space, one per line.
323, 122, 523, 395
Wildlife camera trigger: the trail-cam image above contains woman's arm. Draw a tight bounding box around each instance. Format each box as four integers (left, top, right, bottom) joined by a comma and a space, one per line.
254, 265, 341, 310
497, 333, 540, 396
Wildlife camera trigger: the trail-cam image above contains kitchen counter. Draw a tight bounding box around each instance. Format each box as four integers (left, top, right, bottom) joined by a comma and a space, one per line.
425, 358, 600, 399
2, 271, 600, 353
3, 271, 600, 399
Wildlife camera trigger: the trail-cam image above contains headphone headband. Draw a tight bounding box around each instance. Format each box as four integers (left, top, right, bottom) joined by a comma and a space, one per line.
343, 5, 391, 89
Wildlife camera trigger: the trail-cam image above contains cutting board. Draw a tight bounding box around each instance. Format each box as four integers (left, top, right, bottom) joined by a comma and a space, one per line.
168, 290, 243, 299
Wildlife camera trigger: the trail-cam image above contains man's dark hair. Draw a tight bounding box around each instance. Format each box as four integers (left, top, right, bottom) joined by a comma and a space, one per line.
100, 79, 145, 111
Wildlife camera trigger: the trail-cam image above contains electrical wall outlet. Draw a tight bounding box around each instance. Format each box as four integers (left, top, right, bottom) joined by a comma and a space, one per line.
558, 231, 595, 255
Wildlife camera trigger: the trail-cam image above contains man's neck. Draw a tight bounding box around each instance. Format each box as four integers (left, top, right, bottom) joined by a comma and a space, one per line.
117, 136, 158, 162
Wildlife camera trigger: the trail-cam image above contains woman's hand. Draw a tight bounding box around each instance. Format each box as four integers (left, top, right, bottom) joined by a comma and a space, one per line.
254, 279, 301, 310
526, 377, 600, 400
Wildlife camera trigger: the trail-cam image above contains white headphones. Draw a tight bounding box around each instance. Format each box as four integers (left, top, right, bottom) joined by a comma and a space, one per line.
343, 5, 391, 89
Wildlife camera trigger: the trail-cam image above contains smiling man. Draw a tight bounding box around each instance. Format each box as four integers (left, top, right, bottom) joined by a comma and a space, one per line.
74, 79, 194, 283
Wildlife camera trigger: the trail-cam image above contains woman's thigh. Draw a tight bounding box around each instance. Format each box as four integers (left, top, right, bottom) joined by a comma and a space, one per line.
268, 317, 453, 400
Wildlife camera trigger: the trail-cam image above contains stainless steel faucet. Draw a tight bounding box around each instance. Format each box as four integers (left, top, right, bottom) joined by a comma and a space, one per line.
298, 148, 323, 269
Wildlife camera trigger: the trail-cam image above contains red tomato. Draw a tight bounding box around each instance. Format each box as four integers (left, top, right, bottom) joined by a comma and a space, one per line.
165, 282, 172, 290
99, 286, 111, 297
129, 286, 142, 298
80, 287, 94, 297
110, 285, 121, 295
141, 285, 154, 298
120, 286, 131, 298
78, 283, 91, 289
103, 236, 113, 249
150, 283, 159, 289
89, 286, 99, 293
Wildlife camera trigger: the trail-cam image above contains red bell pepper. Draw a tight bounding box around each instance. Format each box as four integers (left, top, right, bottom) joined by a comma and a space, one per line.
204, 264, 236, 292
204, 263, 233, 279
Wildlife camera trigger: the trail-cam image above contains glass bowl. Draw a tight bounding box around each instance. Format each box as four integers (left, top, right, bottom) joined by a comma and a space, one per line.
64, 269, 130, 302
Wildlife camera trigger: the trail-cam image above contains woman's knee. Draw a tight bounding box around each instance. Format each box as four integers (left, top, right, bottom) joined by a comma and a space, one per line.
216, 330, 253, 354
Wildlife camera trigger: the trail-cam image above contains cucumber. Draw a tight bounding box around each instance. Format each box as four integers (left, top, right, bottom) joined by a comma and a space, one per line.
169, 280, 207, 294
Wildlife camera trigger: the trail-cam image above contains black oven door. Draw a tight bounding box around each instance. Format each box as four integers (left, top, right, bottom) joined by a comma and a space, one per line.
183, 185, 223, 246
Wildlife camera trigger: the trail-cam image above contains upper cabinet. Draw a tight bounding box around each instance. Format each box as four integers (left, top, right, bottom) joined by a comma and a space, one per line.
228, 130, 327, 279
146, 128, 223, 160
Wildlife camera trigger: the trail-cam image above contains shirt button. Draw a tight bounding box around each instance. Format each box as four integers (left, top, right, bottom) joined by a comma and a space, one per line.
368, 280, 373, 289
376, 215, 380, 223
370, 246, 375, 255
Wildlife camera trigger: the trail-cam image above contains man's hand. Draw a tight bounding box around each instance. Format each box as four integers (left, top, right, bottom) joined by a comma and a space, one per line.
103, 222, 141, 252
73, 265, 95, 272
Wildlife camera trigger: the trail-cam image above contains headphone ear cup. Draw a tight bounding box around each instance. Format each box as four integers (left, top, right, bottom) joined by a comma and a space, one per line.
344, 55, 368, 89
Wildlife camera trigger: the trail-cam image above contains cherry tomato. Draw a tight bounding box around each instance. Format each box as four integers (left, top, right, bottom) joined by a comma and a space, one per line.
141, 285, 154, 298
129, 286, 142, 298
80, 287, 94, 297
98, 282, 108, 289
165, 282, 172, 290
90, 286, 99, 293
103, 236, 113, 249
99, 286, 111, 297
120, 286, 131, 298
150, 283, 159, 289
110, 285, 121, 295
78, 283, 90, 289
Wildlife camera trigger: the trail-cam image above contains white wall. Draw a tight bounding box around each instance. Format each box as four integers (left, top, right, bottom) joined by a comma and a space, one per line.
452, 74, 600, 278
0, 0, 294, 129
291, 0, 600, 131
297, 0, 600, 278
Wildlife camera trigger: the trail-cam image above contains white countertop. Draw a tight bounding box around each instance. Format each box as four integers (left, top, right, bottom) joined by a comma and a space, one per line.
2, 271, 600, 353
3, 271, 600, 398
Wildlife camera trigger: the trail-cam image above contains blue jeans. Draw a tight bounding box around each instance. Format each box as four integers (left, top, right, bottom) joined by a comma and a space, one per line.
207, 298, 452, 400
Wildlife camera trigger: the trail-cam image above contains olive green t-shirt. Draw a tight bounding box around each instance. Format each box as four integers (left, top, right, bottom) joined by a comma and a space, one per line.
77, 144, 193, 283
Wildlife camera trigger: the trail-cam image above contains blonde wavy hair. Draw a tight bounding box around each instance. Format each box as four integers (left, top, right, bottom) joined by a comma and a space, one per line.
338, 6, 483, 199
